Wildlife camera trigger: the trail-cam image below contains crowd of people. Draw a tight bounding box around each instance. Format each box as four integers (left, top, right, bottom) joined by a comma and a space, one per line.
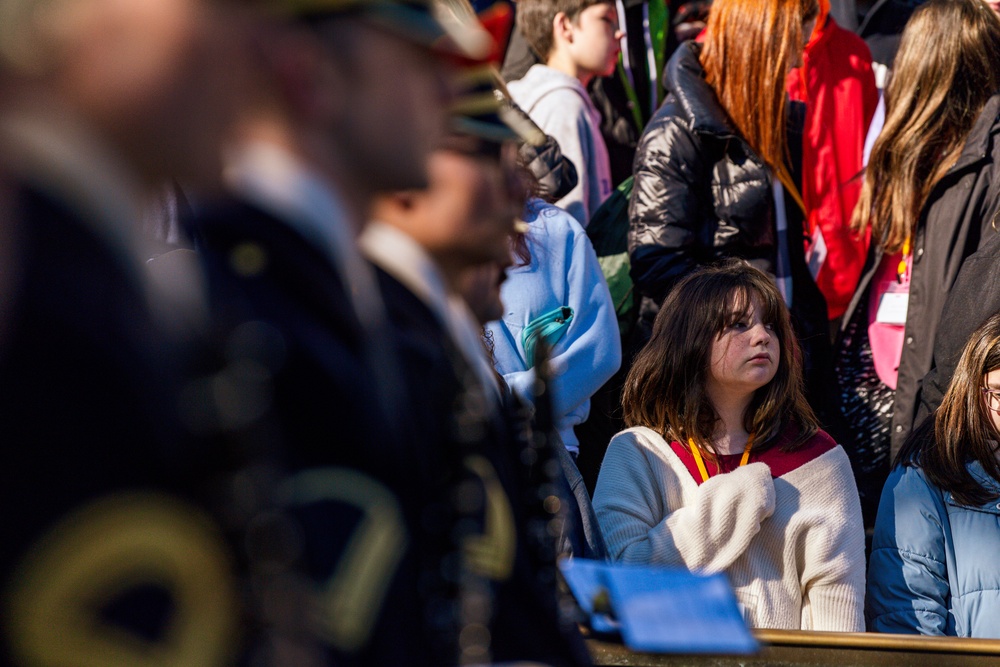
1, 0, 1000, 664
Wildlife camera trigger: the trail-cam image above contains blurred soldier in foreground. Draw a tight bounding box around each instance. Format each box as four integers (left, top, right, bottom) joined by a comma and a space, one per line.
185, 0, 507, 664
363, 67, 591, 665
0, 0, 252, 664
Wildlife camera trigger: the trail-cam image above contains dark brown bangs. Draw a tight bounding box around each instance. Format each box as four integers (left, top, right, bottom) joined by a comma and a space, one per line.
719, 286, 753, 332
753, 279, 787, 335
716, 279, 785, 338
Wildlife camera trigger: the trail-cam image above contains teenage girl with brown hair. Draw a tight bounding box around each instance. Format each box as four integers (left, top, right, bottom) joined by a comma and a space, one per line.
869, 311, 1000, 636
627, 0, 834, 423
593, 260, 865, 631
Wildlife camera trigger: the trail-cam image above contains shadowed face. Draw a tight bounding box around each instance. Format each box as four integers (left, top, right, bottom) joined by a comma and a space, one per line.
789, 17, 817, 70
983, 368, 1000, 436
457, 256, 511, 326
44, 0, 251, 187
418, 141, 521, 272
336, 23, 452, 193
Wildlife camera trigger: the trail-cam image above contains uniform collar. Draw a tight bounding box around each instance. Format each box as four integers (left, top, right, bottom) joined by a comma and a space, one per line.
361, 221, 502, 403
223, 140, 386, 329
0, 98, 147, 276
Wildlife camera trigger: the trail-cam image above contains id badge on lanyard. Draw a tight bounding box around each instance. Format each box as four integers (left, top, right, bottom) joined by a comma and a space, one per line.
876, 241, 911, 326
875, 283, 909, 325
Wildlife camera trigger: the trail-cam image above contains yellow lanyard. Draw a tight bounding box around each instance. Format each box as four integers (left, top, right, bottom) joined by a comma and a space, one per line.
897, 237, 911, 282
688, 435, 754, 483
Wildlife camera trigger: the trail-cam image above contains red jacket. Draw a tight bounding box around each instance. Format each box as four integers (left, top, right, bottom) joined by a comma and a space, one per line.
788, 12, 878, 320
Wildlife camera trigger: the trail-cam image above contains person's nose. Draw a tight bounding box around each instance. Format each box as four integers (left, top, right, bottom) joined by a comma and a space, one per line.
751, 322, 772, 346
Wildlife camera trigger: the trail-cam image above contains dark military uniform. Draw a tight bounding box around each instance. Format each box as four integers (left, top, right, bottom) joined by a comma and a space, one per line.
0, 141, 244, 666
189, 196, 435, 665
373, 265, 593, 666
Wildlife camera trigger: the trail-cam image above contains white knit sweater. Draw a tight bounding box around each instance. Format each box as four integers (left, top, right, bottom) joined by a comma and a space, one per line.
593, 426, 865, 631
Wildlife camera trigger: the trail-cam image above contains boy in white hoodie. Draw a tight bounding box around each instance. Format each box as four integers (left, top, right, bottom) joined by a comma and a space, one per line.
507, 0, 621, 227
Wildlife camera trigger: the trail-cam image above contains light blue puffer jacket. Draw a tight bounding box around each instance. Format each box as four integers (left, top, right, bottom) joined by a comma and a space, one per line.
867, 461, 1000, 637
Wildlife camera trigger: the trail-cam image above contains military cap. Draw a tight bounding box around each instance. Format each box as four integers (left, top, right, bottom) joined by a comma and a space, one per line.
264, 0, 494, 60
449, 65, 545, 146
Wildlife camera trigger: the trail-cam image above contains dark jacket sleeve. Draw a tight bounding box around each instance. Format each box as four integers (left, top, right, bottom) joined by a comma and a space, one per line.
518, 132, 579, 205
627, 113, 708, 307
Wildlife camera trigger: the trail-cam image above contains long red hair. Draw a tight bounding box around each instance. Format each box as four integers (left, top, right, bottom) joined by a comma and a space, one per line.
700, 0, 818, 212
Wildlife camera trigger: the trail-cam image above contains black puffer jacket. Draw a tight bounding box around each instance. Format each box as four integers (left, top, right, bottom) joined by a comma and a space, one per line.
629, 41, 826, 326
627, 41, 833, 417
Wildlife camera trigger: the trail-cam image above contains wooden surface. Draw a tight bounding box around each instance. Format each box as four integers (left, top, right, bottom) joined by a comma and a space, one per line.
588, 630, 1000, 666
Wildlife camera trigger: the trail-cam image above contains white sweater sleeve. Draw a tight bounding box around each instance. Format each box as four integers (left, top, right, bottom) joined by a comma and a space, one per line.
593, 430, 776, 573
794, 447, 867, 632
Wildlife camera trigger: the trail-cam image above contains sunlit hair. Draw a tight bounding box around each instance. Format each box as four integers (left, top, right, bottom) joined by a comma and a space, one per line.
699, 0, 818, 213
516, 0, 609, 60
851, 0, 1000, 253
622, 259, 818, 458
898, 312, 1000, 506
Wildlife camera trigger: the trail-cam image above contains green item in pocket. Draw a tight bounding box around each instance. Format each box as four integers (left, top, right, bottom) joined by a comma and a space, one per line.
522, 306, 574, 369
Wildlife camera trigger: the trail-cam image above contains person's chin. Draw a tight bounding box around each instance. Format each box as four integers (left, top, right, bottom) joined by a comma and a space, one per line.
744, 363, 776, 384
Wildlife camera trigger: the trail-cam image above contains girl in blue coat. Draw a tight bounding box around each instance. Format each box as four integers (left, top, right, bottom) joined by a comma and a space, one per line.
869, 311, 1000, 637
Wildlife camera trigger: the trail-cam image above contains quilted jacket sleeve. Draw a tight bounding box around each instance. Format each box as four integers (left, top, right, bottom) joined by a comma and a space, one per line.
867, 464, 951, 635
628, 113, 708, 307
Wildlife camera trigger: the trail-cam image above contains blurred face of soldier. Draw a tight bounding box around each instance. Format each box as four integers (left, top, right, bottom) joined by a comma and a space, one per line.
35, 0, 248, 187
384, 138, 523, 281
457, 256, 511, 325
333, 21, 452, 194
424, 141, 522, 275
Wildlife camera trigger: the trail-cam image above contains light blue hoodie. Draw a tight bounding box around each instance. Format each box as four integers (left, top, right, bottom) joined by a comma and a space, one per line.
487, 199, 621, 455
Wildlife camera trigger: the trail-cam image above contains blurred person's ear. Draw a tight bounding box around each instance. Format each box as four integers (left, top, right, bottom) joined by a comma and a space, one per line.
372, 188, 427, 224
552, 11, 573, 46
254, 26, 343, 125
393, 191, 419, 211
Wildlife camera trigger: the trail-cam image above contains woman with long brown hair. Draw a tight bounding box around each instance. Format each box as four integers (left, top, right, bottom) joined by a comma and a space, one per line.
627, 0, 833, 422
835, 0, 1000, 529
869, 311, 1000, 636
593, 260, 865, 630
